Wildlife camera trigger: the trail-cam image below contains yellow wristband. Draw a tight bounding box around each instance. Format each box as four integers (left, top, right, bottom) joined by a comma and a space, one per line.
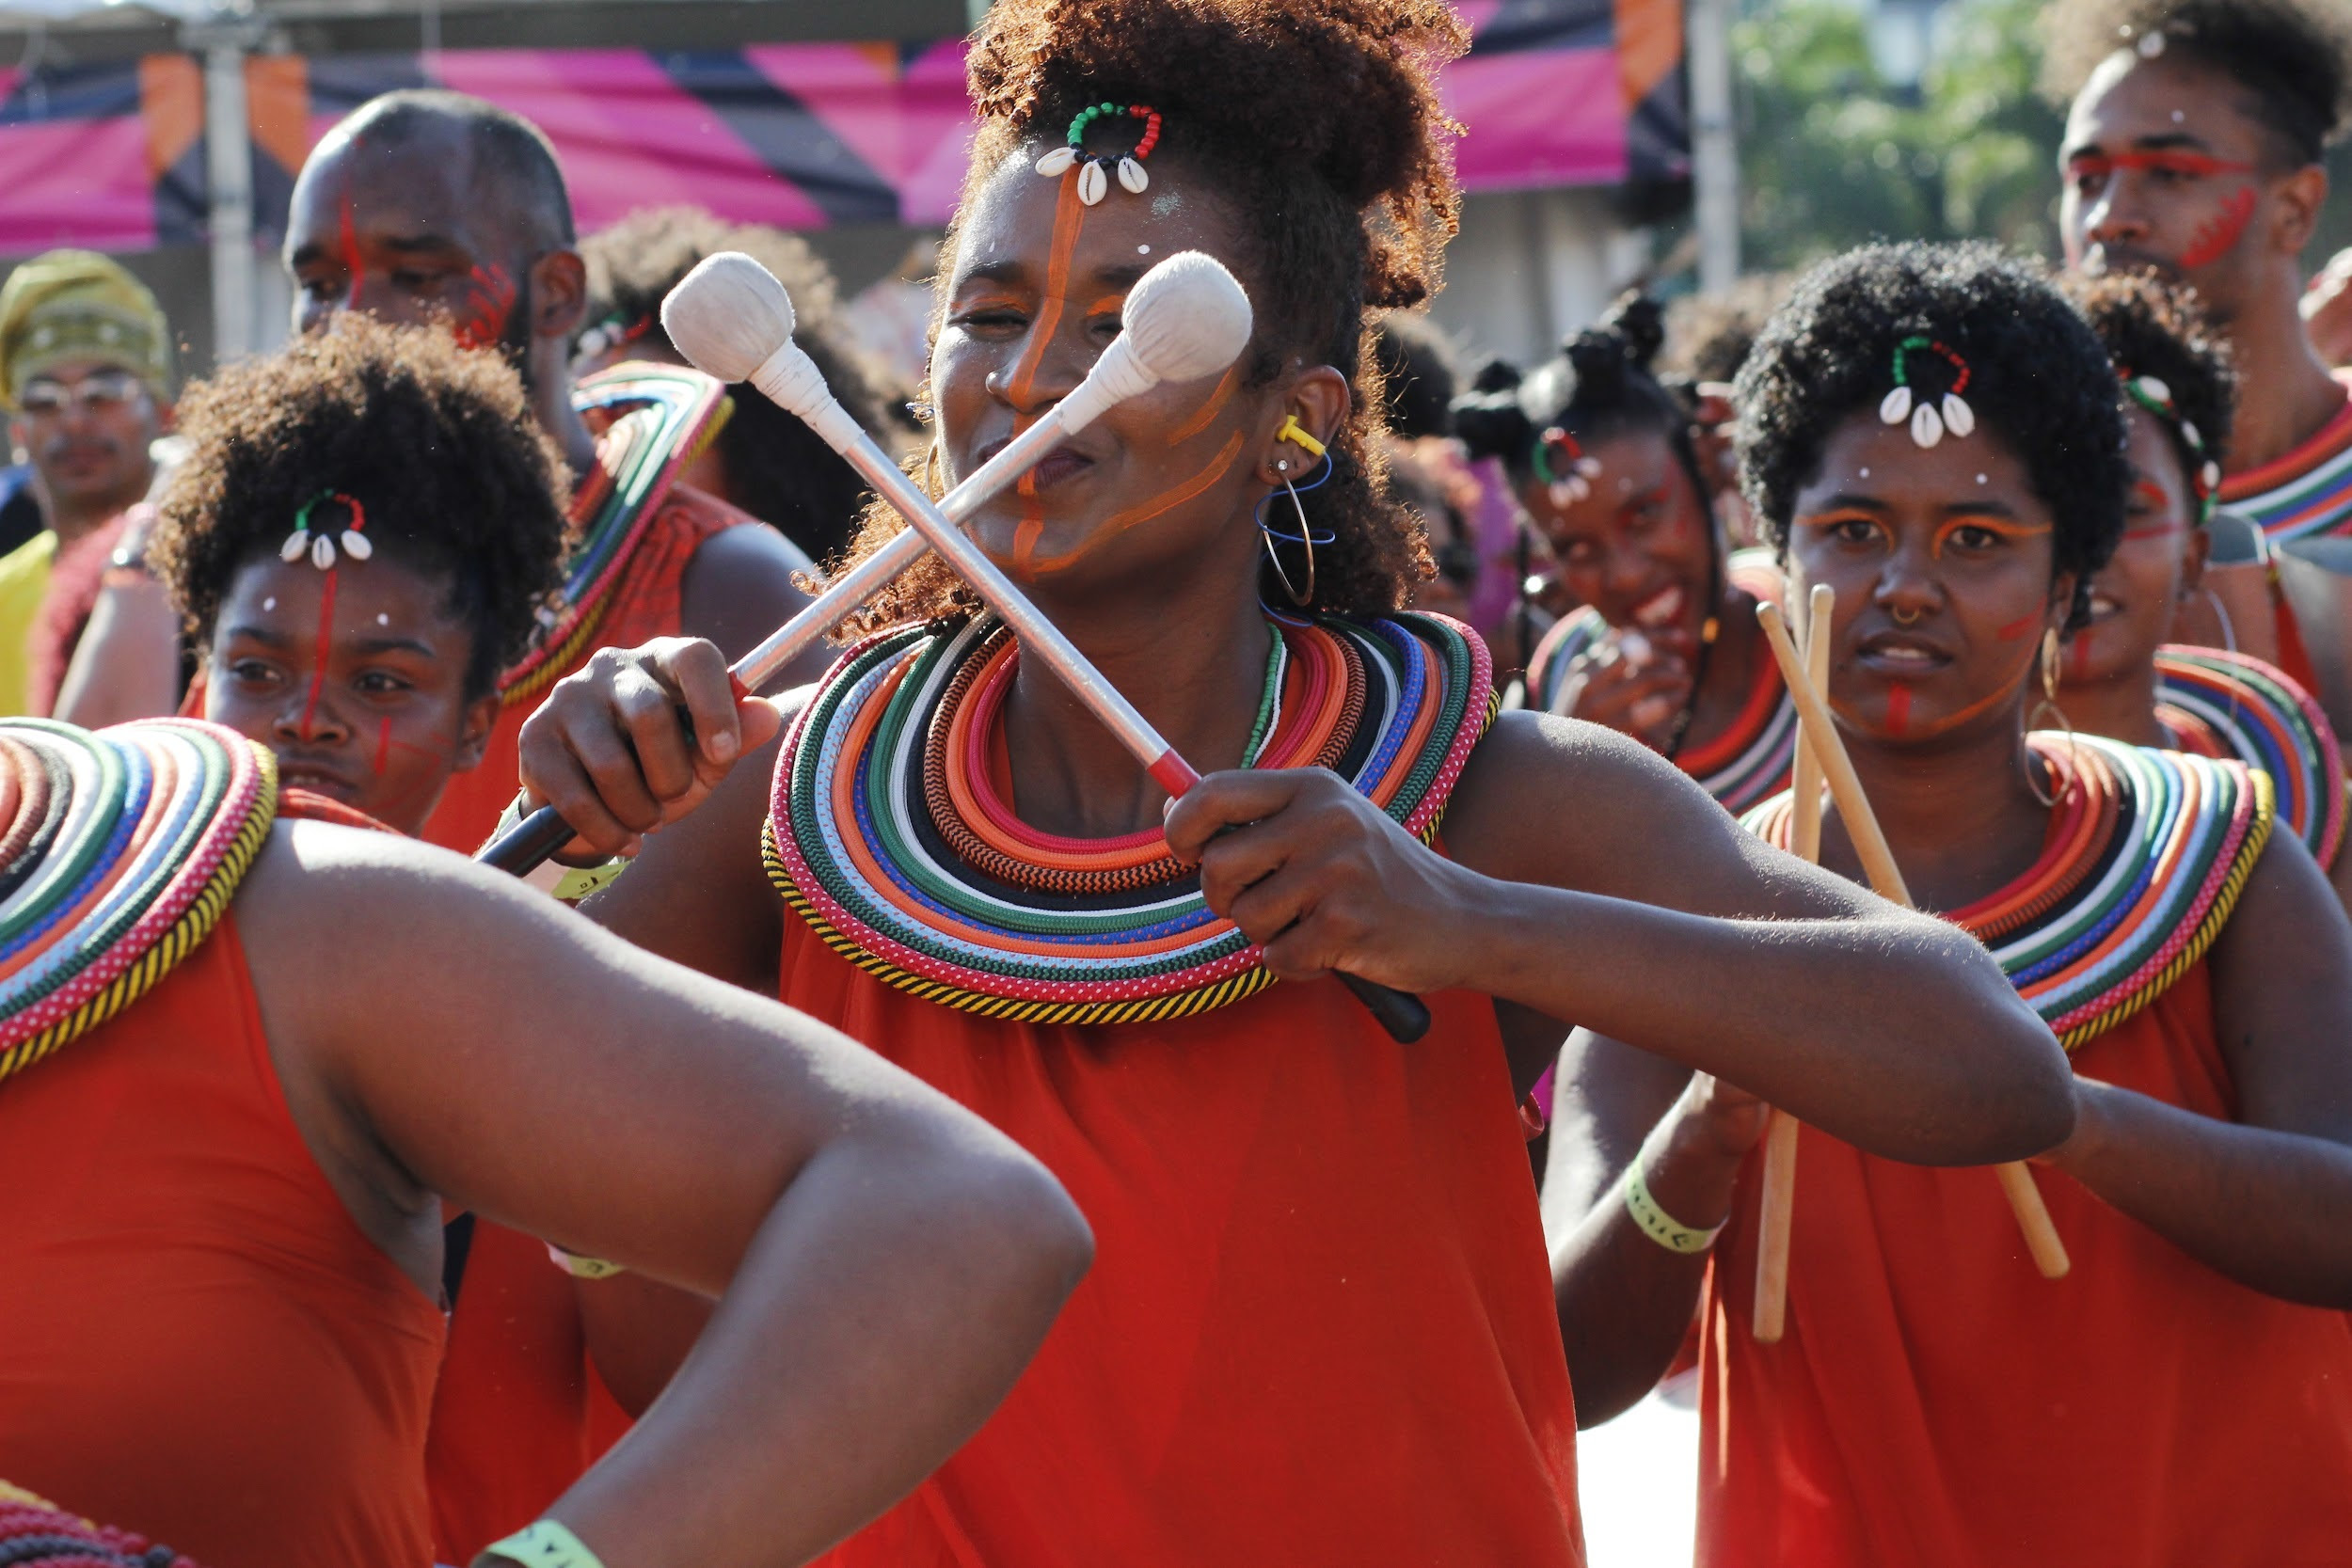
1622, 1158, 1724, 1255
546, 1242, 628, 1281
483, 1519, 606, 1568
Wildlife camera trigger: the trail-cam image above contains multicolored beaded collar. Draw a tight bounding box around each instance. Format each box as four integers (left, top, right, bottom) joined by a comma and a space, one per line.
2154, 645, 2345, 869
503, 360, 732, 704
766, 609, 1493, 1026
0, 1481, 205, 1568
1744, 733, 2272, 1050
0, 718, 276, 1086
2122, 372, 2222, 525
1035, 101, 1163, 206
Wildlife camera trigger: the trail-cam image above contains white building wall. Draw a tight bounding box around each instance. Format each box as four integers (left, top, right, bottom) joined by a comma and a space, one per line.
1427, 185, 1652, 372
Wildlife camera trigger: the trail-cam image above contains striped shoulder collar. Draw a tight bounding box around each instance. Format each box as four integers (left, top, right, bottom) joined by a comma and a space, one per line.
1744, 735, 2271, 1049
2218, 377, 2352, 545
765, 610, 1493, 1027
0, 719, 277, 1085
501, 361, 731, 702
2156, 645, 2344, 867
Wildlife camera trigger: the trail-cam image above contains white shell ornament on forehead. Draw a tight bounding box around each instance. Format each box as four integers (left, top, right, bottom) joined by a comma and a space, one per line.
1034, 146, 1077, 178
281, 491, 371, 574
1883, 336, 1976, 452
1041, 102, 1163, 209
2137, 27, 2167, 57
1076, 160, 1108, 205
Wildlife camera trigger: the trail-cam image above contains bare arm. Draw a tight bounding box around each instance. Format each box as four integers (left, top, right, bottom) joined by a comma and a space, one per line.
2043, 833, 2352, 1307
239, 826, 1090, 1566
677, 521, 839, 688
1165, 711, 2074, 1165
54, 505, 179, 726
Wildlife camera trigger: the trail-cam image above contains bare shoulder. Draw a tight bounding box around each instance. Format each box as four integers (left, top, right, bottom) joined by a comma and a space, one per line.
679, 515, 820, 668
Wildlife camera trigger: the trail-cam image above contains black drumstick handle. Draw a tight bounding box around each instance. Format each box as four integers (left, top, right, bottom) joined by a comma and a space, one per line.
476, 702, 701, 879
1338, 971, 1432, 1043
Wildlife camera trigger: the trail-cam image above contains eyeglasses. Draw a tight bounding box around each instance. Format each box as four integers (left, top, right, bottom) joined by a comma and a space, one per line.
19, 371, 148, 417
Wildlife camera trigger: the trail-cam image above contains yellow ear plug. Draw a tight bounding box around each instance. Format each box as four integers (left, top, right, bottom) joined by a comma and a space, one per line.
1276, 414, 1327, 459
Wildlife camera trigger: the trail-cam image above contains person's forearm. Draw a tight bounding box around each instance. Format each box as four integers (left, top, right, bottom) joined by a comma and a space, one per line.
2052, 1080, 2352, 1308
538, 1130, 1089, 1567
1458, 879, 2072, 1165
54, 579, 178, 726
1552, 1101, 1740, 1427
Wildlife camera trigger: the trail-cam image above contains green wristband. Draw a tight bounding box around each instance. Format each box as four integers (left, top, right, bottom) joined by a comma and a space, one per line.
1622, 1157, 1724, 1255
483, 1519, 607, 1568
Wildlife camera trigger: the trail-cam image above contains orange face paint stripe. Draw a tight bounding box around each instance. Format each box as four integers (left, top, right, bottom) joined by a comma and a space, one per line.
1165, 362, 1242, 446
1930, 514, 2052, 558
1023, 430, 1248, 575
1005, 171, 1088, 407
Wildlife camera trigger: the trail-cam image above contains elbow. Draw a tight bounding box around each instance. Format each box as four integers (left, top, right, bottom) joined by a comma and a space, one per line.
1900, 926, 2077, 1164
964, 1149, 1095, 1316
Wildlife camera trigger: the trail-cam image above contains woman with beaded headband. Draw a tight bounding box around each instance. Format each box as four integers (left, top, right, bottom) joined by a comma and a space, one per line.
1456, 294, 1800, 816
515, 5, 2070, 1560
1549, 242, 2352, 1565
2057, 271, 2352, 918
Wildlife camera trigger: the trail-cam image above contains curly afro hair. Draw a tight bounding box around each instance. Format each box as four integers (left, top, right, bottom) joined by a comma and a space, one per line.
2061, 270, 2237, 508
151, 312, 567, 700
1734, 243, 2131, 631
1370, 310, 1461, 440
1662, 272, 1794, 387
2040, 0, 2352, 166
578, 207, 900, 566
835, 0, 1468, 631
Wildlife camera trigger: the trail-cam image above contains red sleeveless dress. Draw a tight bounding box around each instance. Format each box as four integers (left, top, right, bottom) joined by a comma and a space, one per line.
781, 934, 1587, 1567
0, 914, 444, 1568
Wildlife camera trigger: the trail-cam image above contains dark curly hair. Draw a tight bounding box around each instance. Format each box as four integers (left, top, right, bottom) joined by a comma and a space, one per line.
2061, 270, 2237, 508
2040, 0, 2352, 166
151, 313, 567, 700
1371, 310, 1460, 440
1662, 272, 1794, 387
1734, 243, 2131, 631
835, 0, 1467, 630
1452, 293, 1708, 498
578, 206, 900, 566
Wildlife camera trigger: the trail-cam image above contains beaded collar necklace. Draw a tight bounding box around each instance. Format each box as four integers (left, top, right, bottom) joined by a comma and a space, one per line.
0, 718, 276, 1085
766, 609, 1493, 1026
2153, 645, 2344, 869
502, 360, 731, 703
1744, 733, 2272, 1050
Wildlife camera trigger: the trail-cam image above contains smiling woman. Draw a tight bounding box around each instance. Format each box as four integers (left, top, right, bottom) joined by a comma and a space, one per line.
148, 314, 566, 836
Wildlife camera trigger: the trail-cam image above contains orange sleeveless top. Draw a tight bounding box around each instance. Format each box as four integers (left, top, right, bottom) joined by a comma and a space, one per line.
780, 927, 1586, 1567
421, 481, 758, 854
1696, 963, 2352, 1566
0, 914, 444, 1568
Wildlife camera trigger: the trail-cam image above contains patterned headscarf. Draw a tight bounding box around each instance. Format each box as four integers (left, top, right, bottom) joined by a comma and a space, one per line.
0, 249, 170, 410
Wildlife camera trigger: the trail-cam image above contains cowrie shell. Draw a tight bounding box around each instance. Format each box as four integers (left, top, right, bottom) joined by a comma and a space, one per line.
311, 533, 338, 569
1881, 386, 1915, 425
280, 531, 310, 563
1941, 394, 1975, 438
1910, 402, 1946, 449
2137, 375, 2171, 404
1118, 156, 1149, 194
1076, 160, 1108, 205
342, 530, 373, 561
1035, 146, 1077, 177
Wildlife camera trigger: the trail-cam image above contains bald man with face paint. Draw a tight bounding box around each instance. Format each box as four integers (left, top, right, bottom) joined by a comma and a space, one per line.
278, 89, 832, 1563
2049, 0, 2352, 544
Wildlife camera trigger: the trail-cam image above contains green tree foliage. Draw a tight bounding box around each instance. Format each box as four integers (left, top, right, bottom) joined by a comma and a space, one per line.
1734, 0, 2065, 270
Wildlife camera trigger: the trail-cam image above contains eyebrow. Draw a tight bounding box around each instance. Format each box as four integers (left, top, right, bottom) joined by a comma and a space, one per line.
953, 258, 1154, 295
223, 624, 292, 648
287, 230, 467, 269
352, 635, 440, 658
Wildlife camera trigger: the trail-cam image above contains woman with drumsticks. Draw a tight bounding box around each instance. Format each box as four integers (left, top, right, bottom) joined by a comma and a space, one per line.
1548, 242, 2352, 1565
2055, 270, 2352, 914
510, 2, 2071, 1559
1455, 296, 1800, 816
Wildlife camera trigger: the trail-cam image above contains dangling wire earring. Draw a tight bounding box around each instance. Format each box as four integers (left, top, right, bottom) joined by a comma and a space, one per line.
1257, 446, 1335, 608
2024, 625, 2075, 808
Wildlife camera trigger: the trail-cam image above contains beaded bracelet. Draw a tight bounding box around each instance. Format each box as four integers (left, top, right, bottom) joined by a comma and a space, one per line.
1622, 1157, 1724, 1255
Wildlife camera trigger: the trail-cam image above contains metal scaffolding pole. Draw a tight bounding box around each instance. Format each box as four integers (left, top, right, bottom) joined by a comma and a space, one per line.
1689, 0, 1740, 293
192, 14, 263, 368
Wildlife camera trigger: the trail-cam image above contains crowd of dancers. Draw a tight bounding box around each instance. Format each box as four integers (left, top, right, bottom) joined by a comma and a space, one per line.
2, 0, 2350, 1564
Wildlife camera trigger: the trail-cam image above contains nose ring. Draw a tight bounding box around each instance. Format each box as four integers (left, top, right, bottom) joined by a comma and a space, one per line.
1890, 604, 1924, 626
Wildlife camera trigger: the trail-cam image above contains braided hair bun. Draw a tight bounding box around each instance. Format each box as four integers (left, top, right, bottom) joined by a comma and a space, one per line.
1452, 293, 1691, 476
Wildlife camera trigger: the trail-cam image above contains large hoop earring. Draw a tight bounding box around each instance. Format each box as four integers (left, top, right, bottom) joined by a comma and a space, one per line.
1256, 450, 1335, 608
2024, 626, 2075, 808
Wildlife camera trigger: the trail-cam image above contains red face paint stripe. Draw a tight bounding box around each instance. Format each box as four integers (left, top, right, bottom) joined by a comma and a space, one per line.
297, 569, 339, 739
2068, 150, 2256, 179
1884, 682, 1912, 736
2181, 185, 2257, 270
1994, 612, 2039, 641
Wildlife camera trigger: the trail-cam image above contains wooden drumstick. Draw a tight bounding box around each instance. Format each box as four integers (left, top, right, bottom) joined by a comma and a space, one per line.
1755, 599, 2071, 1280
1753, 582, 1833, 1343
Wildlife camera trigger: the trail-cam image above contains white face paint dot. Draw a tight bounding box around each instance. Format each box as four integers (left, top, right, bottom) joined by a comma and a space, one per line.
377, 612, 390, 626
262, 596, 276, 611
1977, 473, 1989, 484
1858, 467, 1870, 479
2171, 110, 2185, 123
1137, 244, 1152, 255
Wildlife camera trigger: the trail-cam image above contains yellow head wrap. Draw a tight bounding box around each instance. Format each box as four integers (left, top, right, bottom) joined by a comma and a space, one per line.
0, 250, 170, 410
